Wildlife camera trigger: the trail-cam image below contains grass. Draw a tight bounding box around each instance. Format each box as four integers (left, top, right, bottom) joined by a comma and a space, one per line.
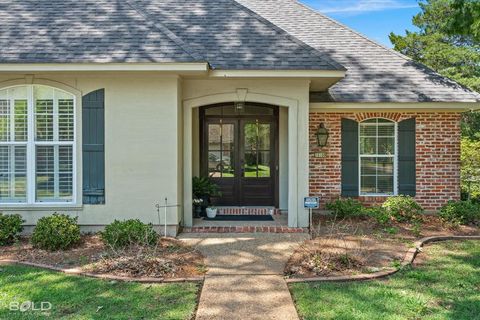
0, 265, 199, 320
290, 240, 480, 320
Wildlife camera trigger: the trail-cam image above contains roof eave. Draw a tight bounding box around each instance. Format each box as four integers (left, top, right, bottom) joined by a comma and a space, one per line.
310, 102, 480, 112
0, 62, 210, 73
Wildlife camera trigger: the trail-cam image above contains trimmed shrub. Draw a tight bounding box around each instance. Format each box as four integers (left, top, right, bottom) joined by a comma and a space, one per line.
326, 198, 364, 218
0, 213, 24, 246
363, 207, 391, 225
101, 219, 158, 249
382, 196, 424, 223
31, 213, 81, 251
439, 200, 480, 226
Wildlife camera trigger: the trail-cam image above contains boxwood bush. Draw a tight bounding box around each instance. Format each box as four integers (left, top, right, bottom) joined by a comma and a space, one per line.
0, 213, 24, 246
31, 213, 81, 251
439, 200, 480, 226
326, 198, 364, 218
101, 219, 158, 249
382, 196, 423, 223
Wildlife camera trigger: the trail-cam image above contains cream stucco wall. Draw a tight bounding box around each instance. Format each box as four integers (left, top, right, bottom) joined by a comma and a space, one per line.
0, 74, 313, 233
0, 74, 184, 234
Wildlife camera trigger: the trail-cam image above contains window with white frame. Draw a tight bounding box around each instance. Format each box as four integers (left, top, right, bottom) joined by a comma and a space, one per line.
0, 85, 75, 204
359, 118, 397, 195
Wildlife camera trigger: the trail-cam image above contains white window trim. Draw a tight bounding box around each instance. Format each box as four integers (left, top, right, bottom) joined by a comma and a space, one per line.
0, 85, 77, 206
358, 119, 398, 197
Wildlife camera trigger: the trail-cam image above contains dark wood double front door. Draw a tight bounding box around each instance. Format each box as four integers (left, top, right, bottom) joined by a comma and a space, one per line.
200, 104, 278, 207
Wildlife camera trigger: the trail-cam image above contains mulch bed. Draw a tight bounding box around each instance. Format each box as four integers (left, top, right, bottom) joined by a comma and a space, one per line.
0, 235, 206, 279
285, 215, 479, 278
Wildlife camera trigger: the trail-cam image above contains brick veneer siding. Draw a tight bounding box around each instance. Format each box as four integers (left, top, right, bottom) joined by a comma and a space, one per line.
309, 112, 462, 211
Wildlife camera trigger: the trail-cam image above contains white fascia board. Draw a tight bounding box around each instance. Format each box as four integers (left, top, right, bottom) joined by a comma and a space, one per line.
209, 70, 346, 78
0, 63, 209, 73
310, 102, 480, 112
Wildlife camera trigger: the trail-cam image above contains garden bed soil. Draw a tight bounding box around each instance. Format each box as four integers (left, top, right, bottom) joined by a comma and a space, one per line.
0, 235, 206, 279
285, 215, 479, 278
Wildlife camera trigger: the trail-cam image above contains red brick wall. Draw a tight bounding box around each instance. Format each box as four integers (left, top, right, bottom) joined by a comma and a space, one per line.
309, 112, 462, 211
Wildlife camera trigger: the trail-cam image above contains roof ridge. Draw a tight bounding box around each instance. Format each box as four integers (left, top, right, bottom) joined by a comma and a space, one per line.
125, 0, 206, 63
230, 0, 346, 71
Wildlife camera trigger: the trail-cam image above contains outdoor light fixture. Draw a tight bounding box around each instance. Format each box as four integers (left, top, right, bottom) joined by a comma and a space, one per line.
316, 123, 329, 147
235, 101, 245, 111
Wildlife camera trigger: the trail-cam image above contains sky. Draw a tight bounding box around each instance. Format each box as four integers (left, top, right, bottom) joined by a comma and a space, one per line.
300, 0, 421, 47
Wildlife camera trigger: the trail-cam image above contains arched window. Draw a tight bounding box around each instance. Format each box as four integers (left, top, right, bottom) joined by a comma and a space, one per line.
0, 85, 75, 204
359, 118, 397, 195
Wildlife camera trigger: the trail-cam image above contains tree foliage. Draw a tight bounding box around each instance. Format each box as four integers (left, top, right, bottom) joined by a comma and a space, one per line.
390, 0, 480, 199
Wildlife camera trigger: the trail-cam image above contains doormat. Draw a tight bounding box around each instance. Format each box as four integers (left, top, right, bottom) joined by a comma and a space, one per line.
204, 215, 274, 221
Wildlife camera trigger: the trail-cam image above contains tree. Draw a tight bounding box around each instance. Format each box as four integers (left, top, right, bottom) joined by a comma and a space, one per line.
389, 0, 480, 93
390, 0, 480, 199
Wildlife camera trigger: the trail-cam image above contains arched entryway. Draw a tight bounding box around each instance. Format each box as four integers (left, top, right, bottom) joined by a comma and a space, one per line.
200, 103, 279, 207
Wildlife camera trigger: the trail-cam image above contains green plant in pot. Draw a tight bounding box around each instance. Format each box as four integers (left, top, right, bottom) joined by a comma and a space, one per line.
192, 177, 221, 217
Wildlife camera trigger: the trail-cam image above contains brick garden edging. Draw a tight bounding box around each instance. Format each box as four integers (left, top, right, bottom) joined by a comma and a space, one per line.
286, 235, 480, 284
0, 259, 204, 284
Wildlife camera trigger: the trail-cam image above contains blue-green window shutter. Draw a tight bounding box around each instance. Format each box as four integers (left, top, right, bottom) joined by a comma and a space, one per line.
398, 118, 416, 196
341, 118, 359, 197
82, 89, 105, 204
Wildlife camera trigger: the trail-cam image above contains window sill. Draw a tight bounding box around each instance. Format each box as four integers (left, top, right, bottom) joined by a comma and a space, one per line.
0, 204, 83, 211
359, 194, 396, 197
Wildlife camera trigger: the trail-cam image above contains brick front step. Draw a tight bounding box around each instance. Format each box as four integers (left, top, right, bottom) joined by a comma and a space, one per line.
182, 226, 308, 233
216, 207, 281, 216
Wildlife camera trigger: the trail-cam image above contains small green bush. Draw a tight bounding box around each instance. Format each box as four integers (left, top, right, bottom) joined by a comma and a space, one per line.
31, 213, 81, 251
363, 206, 391, 225
0, 213, 24, 246
382, 196, 423, 223
439, 200, 480, 225
101, 219, 158, 249
326, 198, 364, 218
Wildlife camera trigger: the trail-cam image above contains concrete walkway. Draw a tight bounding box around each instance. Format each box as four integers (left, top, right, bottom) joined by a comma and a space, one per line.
179, 233, 308, 320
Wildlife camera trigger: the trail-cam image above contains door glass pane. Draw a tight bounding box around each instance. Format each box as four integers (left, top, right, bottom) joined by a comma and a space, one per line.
222, 124, 234, 151
258, 151, 271, 177
208, 151, 221, 178
208, 124, 221, 150
244, 151, 257, 177
244, 123, 257, 151
222, 151, 234, 177
258, 124, 270, 150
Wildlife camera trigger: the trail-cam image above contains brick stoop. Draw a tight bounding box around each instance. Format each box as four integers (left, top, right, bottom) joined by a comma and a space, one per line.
182, 226, 308, 233
216, 207, 282, 216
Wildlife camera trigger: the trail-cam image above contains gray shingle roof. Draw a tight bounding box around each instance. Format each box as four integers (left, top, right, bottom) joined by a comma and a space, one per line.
1, 0, 478, 103
237, 0, 480, 103
0, 0, 343, 71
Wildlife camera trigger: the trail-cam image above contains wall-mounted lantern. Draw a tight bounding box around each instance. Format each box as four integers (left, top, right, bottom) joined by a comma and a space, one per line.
315, 123, 329, 147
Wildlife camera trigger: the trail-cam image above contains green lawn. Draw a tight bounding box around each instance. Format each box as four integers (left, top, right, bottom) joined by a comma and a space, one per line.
0, 265, 199, 320
290, 240, 480, 320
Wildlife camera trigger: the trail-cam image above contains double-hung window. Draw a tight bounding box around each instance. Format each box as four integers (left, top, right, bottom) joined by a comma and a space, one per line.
359, 118, 397, 195
0, 85, 75, 204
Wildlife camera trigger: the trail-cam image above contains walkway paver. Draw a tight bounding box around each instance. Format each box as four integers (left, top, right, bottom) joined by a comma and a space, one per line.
179, 233, 308, 320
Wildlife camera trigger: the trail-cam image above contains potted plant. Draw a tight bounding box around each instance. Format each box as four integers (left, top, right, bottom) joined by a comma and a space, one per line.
192, 198, 204, 218
206, 206, 218, 219
192, 177, 221, 216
